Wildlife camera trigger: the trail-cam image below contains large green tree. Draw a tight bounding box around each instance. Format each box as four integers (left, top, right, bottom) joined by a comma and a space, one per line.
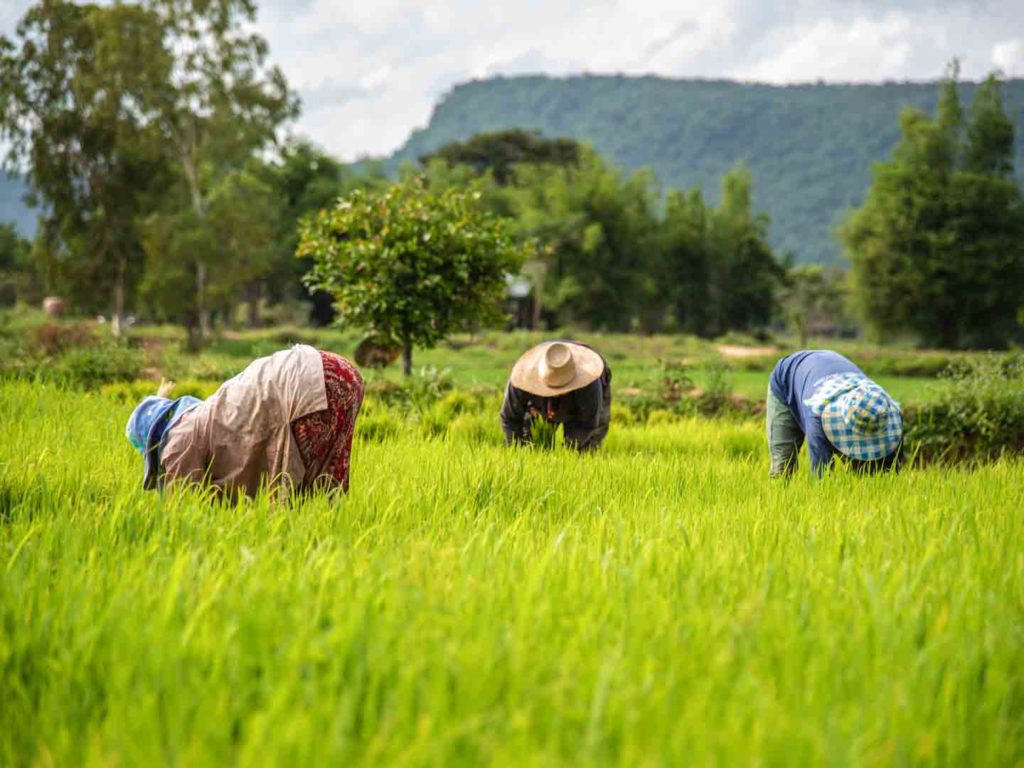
489, 148, 660, 331
841, 69, 1024, 348
140, 164, 280, 344
657, 188, 713, 334
705, 165, 784, 336
144, 0, 298, 340
422, 135, 782, 335
0, 1, 170, 331
299, 177, 531, 375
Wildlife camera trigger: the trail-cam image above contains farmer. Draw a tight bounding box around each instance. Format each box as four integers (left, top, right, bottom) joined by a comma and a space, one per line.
500, 340, 611, 452
767, 349, 903, 477
126, 345, 364, 498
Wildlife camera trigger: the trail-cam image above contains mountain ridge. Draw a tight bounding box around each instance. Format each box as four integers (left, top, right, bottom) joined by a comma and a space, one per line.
389, 74, 1024, 264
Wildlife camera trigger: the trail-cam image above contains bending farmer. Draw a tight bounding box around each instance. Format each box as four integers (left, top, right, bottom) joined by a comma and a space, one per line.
126, 345, 364, 499
500, 340, 611, 452
767, 350, 903, 477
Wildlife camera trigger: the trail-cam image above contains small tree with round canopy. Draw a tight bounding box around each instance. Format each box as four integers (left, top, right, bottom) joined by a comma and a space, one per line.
299, 177, 531, 375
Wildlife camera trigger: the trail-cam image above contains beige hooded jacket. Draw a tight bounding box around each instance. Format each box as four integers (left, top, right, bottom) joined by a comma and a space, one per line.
160, 344, 327, 499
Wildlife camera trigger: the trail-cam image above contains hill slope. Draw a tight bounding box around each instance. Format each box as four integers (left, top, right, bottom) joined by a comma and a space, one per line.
390, 75, 1024, 264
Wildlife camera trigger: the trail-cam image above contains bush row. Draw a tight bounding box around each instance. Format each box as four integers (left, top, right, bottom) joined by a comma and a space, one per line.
904, 355, 1024, 463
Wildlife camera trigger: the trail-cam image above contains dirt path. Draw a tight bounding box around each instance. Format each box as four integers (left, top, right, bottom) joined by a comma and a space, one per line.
716, 344, 779, 359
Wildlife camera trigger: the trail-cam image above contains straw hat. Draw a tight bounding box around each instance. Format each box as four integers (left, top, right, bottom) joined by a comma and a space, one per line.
509, 341, 604, 397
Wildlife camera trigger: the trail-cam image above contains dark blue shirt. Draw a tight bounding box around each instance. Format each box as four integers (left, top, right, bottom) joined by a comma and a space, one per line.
500, 340, 610, 449
769, 350, 865, 473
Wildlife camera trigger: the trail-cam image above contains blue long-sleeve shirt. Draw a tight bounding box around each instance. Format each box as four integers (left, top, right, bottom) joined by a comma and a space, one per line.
769, 350, 865, 474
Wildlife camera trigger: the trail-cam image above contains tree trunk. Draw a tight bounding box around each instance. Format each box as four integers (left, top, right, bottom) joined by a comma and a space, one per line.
112, 256, 126, 338
183, 153, 210, 343
402, 344, 413, 377
248, 281, 261, 328
531, 283, 543, 330
196, 260, 210, 340
185, 321, 201, 353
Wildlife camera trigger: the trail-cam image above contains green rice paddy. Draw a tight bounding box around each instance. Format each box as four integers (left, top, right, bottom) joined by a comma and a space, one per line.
1, 380, 1021, 766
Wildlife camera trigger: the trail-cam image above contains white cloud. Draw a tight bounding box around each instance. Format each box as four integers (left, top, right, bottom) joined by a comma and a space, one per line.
2, 0, 1021, 159
992, 39, 1024, 76
258, 0, 743, 159
733, 13, 916, 83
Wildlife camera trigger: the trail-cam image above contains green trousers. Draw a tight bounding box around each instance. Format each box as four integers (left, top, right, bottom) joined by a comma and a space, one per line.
766, 386, 803, 477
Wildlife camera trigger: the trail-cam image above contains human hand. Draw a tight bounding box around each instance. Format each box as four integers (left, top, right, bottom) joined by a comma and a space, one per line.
156, 378, 175, 398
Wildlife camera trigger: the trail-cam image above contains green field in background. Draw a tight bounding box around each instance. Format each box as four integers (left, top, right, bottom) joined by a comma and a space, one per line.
135, 326, 965, 405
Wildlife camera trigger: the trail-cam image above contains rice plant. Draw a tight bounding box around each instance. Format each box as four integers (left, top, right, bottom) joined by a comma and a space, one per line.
1, 381, 1021, 766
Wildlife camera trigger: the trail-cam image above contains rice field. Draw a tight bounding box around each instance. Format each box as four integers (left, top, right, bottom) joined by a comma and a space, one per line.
1, 380, 1022, 766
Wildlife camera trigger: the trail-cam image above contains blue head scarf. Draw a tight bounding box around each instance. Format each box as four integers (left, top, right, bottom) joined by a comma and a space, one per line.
125, 395, 202, 489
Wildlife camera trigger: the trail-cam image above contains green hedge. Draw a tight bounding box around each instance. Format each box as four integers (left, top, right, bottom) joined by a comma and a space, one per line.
904, 355, 1024, 463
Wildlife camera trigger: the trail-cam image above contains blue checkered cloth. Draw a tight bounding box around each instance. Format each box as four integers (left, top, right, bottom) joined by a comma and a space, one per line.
804, 373, 902, 462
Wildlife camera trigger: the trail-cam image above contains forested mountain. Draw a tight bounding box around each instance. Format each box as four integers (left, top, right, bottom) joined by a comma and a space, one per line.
390, 75, 1024, 264
0, 174, 33, 236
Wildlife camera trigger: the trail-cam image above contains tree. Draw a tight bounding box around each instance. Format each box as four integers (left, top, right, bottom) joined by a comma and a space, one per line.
965, 74, 1015, 177
144, 0, 297, 341
421, 129, 581, 184
0, 1, 171, 332
0, 222, 35, 306
207, 167, 281, 327
841, 68, 1024, 348
778, 265, 849, 347
299, 177, 531, 375
703, 165, 784, 336
139, 207, 215, 348
270, 141, 390, 324
139, 165, 280, 343
658, 188, 712, 334
498, 148, 660, 331
422, 135, 782, 335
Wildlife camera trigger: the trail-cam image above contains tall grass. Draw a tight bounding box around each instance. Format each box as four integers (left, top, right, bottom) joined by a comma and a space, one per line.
1, 381, 1022, 766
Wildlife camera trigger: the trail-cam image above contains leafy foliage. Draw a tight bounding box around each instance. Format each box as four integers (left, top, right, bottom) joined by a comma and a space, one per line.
841, 71, 1024, 348
299, 177, 532, 373
0, 1, 172, 329
0, 222, 36, 306
425, 144, 784, 335
0, 0, 297, 341
777, 265, 851, 347
905, 354, 1024, 462
390, 74, 1024, 265
420, 129, 581, 184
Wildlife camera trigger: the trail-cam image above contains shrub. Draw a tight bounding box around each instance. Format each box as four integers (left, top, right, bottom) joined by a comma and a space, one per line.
434, 390, 487, 421
49, 342, 142, 388
366, 367, 455, 415
30, 322, 97, 356
101, 380, 156, 403
905, 354, 1024, 462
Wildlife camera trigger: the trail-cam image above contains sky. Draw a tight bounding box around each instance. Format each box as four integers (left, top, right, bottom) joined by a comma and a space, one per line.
2, 0, 1024, 161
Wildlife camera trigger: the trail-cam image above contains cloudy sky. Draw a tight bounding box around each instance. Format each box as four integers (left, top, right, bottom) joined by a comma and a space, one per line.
3, 0, 1023, 160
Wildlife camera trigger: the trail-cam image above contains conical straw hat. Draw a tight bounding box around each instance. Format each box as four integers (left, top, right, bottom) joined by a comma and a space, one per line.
509, 341, 604, 397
